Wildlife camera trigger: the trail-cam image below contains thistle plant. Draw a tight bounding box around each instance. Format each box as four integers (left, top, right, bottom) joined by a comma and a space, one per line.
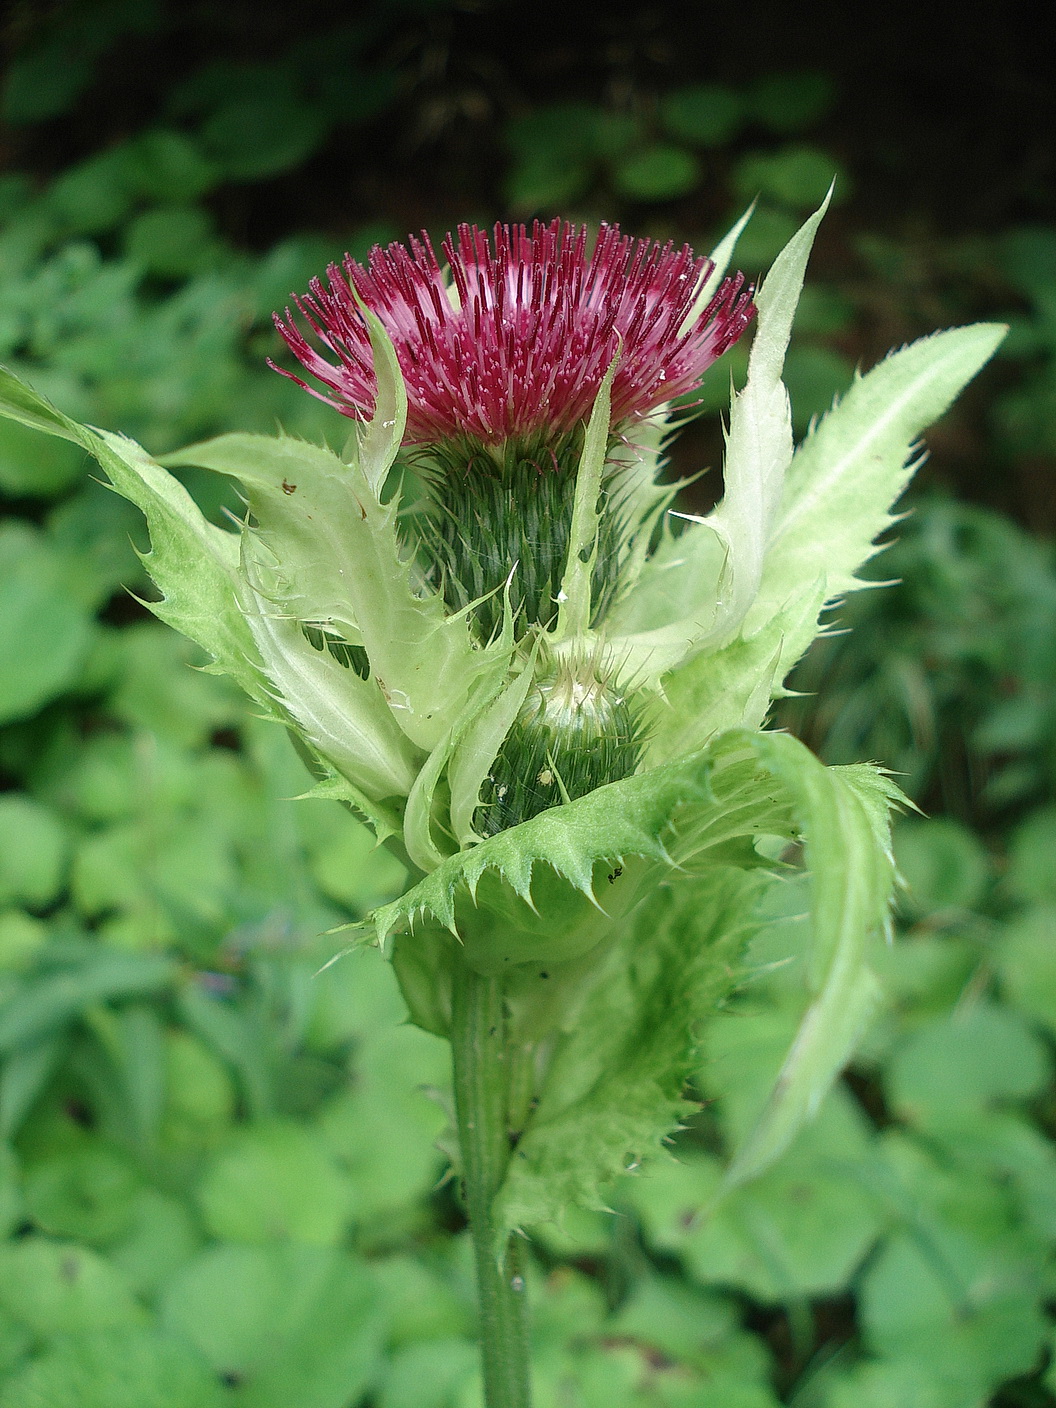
0, 202, 1003, 1408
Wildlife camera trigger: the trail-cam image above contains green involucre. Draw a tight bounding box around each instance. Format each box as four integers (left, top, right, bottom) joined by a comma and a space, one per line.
411, 431, 627, 641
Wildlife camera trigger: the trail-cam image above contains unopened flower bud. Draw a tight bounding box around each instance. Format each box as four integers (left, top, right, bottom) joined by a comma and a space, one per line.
476, 657, 645, 835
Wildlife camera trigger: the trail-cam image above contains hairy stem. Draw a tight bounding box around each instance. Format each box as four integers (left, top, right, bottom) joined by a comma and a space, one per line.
451, 954, 532, 1408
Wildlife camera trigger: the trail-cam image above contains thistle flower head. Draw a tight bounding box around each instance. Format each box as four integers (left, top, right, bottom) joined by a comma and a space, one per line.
273, 220, 754, 450
264, 220, 756, 836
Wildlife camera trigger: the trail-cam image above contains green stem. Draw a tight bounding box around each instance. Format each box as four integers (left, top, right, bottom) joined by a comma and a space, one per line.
451, 953, 532, 1408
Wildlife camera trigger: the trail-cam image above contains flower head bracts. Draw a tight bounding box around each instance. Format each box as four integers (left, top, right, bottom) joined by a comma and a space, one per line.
272, 220, 755, 449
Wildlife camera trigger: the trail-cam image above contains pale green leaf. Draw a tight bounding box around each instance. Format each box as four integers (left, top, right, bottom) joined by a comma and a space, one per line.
496, 867, 766, 1234
241, 565, 419, 802
163, 430, 511, 753
24, 1145, 141, 1245
691, 193, 831, 646
633, 1092, 881, 1301
742, 323, 1008, 675
0, 1239, 144, 1336
0, 794, 68, 909
722, 734, 901, 1185
370, 750, 718, 961
642, 579, 821, 761
604, 198, 829, 687
0, 367, 266, 707
197, 1120, 354, 1246
555, 360, 616, 640
350, 301, 407, 492
447, 665, 537, 847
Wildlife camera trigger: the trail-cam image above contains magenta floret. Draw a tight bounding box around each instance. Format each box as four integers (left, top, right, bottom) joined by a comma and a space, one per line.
272, 220, 754, 447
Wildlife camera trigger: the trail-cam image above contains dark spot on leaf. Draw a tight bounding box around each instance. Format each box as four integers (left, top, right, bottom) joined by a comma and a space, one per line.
281, 479, 296, 494
63, 1098, 94, 1127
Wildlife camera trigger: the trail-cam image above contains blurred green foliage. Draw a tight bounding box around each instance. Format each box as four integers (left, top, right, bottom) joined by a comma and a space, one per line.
0, 2, 1054, 1404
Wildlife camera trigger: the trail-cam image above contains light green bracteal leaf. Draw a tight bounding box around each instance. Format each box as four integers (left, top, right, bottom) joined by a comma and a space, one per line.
642, 580, 820, 762
606, 415, 681, 612
295, 773, 402, 847
722, 733, 901, 1185
601, 198, 829, 684
741, 323, 1009, 675
164, 430, 511, 753
496, 866, 767, 1234
94, 430, 265, 708
438, 727, 900, 1225
646, 323, 1006, 760
608, 509, 732, 642
164, 432, 376, 645
0, 366, 85, 446
1, 357, 412, 830
555, 360, 616, 640
0, 368, 263, 707
350, 301, 407, 492
403, 650, 545, 871
692, 192, 831, 647
598, 516, 730, 676
369, 749, 717, 958
402, 660, 535, 871
242, 563, 419, 803
402, 724, 463, 874
448, 664, 537, 847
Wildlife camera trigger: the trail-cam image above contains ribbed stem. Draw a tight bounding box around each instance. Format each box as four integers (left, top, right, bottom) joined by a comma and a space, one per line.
451, 954, 532, 1408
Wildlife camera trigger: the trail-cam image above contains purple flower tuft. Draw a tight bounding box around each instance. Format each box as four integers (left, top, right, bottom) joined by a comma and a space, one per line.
272, 220, 754, 448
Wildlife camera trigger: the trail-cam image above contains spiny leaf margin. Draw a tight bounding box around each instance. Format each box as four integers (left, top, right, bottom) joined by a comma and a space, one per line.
369, 750, 722, 949
471, 729, 906, 1231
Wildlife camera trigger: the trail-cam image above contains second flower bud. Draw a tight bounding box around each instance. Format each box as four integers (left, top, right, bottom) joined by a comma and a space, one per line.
476, 657, 645, 835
